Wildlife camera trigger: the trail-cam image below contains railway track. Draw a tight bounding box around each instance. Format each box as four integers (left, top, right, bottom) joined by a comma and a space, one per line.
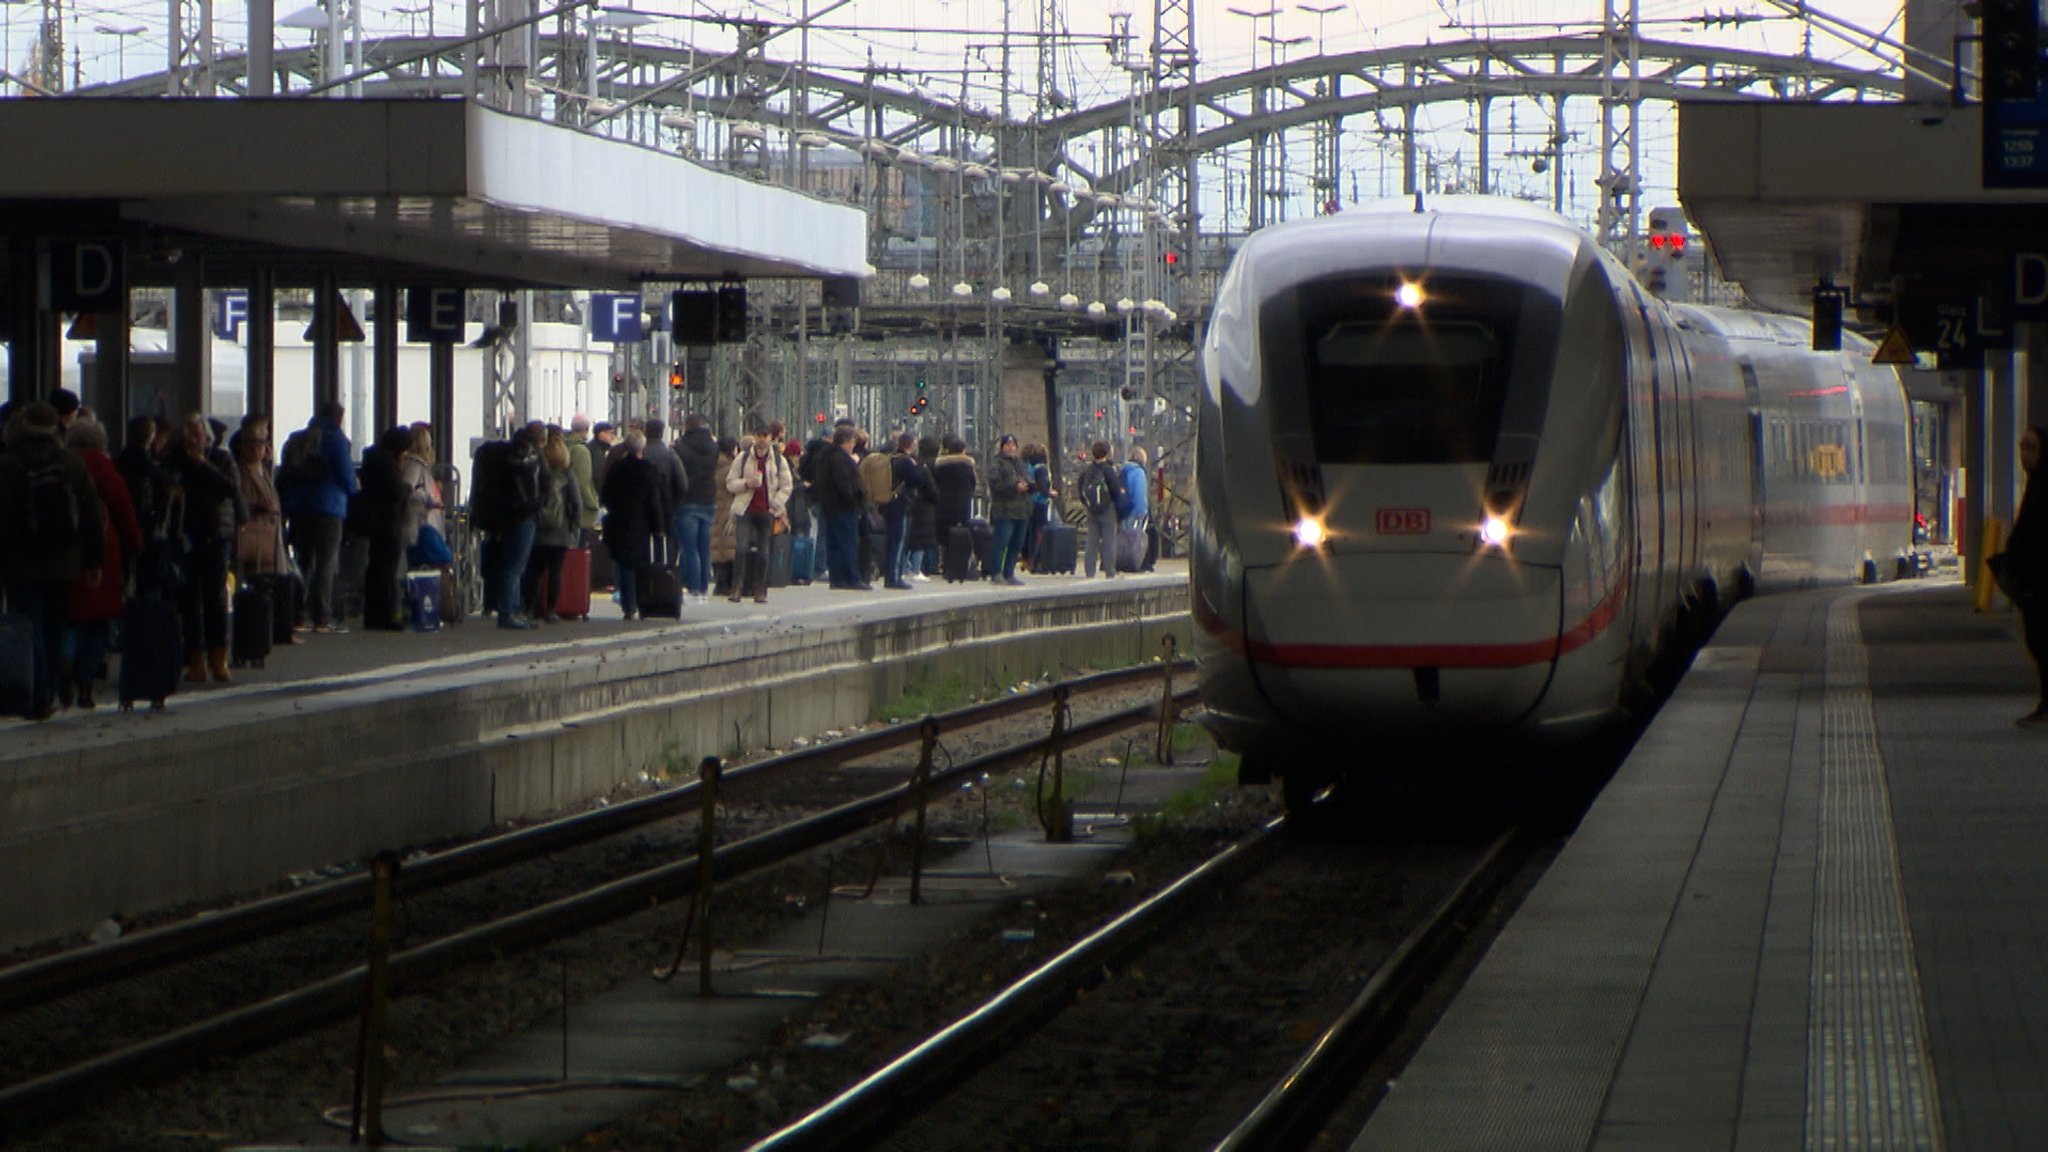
740, 802, 1560, 1152
0, 660, 1195, 1139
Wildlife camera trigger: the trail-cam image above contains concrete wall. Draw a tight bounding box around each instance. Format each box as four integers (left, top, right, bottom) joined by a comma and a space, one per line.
0, 586, 1189, 951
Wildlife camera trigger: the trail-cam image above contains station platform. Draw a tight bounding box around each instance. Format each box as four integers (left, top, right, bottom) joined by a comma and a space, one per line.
1357, 576, 2043, 1150
1, 563, 1190, 953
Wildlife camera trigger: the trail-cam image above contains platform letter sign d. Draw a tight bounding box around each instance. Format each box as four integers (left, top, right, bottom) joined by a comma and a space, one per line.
46, 240, 123, 313
2015, 252, 2048, 318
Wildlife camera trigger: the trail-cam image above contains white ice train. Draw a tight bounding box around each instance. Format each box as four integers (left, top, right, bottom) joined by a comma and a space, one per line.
1189, 198, 1914, 806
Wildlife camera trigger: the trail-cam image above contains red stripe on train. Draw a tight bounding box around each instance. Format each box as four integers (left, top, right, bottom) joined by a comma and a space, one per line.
1196, 573, 1626, 670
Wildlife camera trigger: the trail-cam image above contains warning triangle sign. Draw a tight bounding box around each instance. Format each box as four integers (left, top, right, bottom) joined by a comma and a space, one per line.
1872, 323, 1915, 365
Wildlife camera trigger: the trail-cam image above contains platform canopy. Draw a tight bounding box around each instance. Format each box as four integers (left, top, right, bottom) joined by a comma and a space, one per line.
1677, 102, 2048, 325
0, 98, 869, 289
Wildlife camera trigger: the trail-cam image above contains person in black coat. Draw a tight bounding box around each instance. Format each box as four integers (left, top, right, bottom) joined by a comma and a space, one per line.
815, 427, 869, 590
600, 429, 665, 621
357, 426, 414, 631
930, 436, 979, 541
162, 414, 243, 683
2008, 427, 2048, 728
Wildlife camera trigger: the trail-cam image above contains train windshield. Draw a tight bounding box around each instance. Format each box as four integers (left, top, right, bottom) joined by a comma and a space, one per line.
1283, 276, 1526, 465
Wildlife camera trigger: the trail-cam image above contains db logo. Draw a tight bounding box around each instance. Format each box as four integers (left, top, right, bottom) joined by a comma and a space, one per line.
1375, 508, 1431, 535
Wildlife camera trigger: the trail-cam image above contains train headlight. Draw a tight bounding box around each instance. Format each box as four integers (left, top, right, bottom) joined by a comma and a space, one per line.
1293, 516, 1328, 550
1478, 516, 1512, 549
1395, 281, 1425, 309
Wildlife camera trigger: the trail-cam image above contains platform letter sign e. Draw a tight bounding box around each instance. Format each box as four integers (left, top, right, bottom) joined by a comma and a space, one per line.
404, 288, 466, 343
46, 240, 122, 313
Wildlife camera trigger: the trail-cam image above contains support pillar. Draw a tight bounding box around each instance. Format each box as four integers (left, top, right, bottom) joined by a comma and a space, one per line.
431, 337, 455, 475
373, 281, 399, 434
172, 255, 208, 419
6, 242, 54, 404
2023, 321, 2048, 427
92, 274, 130, 435
1963, 369, 1984, 585
1990, 349, 2018, 535
313, 273, 341, 412
247, 269, 275, 419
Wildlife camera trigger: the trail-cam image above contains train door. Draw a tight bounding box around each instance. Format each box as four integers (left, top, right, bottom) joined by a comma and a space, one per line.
1618, 284, 1666, 654
1741, 362, 1765, 592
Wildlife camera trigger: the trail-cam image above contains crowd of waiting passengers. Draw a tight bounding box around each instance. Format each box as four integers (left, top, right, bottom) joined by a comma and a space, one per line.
0, 391, 1161, 722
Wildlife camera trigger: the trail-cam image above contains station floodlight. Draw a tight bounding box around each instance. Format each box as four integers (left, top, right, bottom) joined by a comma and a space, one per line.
1395, 282, 1425, 309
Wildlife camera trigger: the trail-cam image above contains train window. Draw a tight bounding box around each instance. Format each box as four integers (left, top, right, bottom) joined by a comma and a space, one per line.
1283, 276, 1524, 465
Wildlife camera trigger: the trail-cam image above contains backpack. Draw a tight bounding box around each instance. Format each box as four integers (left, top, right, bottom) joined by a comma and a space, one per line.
1115, 462, 1141, 519
469, 440, 513, 533
1078, 460, 1121, 515
280, 426, 326, 487
25, 459, 81, 548
859, 451, 898, 506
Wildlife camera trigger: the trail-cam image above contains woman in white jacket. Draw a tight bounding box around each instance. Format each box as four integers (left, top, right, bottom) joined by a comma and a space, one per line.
724, 429, 794, 603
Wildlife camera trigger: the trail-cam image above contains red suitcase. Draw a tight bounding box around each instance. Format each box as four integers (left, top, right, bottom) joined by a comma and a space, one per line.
552, 546, 592, 620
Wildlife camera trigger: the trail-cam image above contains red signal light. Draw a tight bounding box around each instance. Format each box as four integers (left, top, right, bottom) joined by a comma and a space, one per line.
1648, 233, 1668, 249
814, 412, 827, 424
1163, 251, 1180, 266
1668, 234, 1688, 258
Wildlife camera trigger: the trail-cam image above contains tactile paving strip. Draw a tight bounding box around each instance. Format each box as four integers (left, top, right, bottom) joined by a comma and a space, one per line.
1808, 595, 1944, 1150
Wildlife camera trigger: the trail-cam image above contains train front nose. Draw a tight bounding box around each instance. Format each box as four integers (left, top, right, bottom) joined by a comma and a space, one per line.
1240, 552, 1562, 739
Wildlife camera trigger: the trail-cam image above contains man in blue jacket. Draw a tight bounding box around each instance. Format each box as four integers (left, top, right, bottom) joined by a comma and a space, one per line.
277, 401, 358, 633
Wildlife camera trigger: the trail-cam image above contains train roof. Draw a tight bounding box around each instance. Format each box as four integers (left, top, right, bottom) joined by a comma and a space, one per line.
1676, 303, 1875, 353
1226, 196, 1600, 302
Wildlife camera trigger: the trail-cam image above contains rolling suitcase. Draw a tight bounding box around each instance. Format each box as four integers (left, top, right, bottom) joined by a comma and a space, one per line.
1036, 524, 1079, 575
1116, 522, 1146, 573
118, 597, 183, 712
0, 614, 34, 717
588, 535, 616, 592
552, 547, 592, 619
259, 574, 301, 647
406, 571, 443, 632
789, 535, 816, 585
231, 582, 274, 668
943, 524, 979, 583
765, 533, 795, 589
640, 563, 684, 619
970, 520, 995, 576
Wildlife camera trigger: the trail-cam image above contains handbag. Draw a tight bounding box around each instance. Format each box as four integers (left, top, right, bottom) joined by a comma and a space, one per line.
236, 515, 281, 574
863, 507, 885, 534
1989, 551, 2033, 607
140, 491, 190, 597
772, 514, 788, 536
409, 522, 454, 568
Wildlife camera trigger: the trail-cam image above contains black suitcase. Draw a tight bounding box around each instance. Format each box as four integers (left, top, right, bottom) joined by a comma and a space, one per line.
257, 574, 300, 647
0, 613, 34, 717
765, 533, 795, 589
118, 597, 183, 712
641, 564, 684, 619
588, 533, 616, 591
1036, 524, 1079, 575
943, 525, 980, 583
231, 583, 274, 668
970, 520, 995, 576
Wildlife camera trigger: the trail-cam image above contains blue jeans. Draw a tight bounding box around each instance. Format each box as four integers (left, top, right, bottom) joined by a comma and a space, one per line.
824, 511, 862, 587
882, 501, 909, 584
990, 518, 1030, 579
493, 520, 537, 618
6, 580, 70, 714
676, 504, 715, 597
617, 562, 642, 617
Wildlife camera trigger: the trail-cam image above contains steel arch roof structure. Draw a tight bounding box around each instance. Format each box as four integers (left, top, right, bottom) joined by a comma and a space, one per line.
86, 32, 1898, 209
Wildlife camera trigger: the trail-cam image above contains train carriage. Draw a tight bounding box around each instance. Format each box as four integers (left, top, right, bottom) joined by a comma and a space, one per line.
1189, 197, 1913, 807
